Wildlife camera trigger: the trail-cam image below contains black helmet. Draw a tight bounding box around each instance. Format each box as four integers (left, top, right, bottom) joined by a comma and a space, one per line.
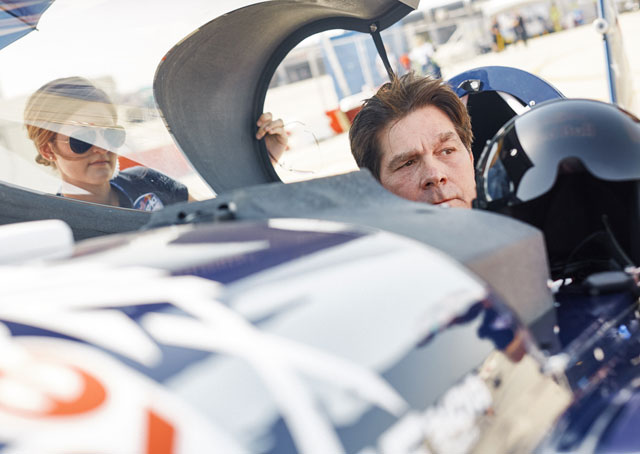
475, 98, 640, 280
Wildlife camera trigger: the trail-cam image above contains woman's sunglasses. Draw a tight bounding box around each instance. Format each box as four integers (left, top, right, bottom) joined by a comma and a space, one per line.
55, 126, 126, 154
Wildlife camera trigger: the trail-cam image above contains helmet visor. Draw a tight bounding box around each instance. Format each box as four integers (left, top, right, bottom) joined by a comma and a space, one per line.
478, 99, 640, 205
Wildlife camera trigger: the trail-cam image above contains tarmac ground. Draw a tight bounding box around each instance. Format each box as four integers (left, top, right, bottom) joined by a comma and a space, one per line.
442, 10, 640, 113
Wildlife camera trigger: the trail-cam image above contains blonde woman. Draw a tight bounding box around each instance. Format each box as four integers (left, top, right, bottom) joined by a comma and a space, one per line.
24, 77, 287, 211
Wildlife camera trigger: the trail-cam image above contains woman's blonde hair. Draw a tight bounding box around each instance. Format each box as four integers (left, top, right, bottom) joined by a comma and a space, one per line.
24, 76, 118, 168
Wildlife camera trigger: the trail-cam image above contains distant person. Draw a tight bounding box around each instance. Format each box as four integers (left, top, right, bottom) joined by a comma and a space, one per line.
490, 17, 505, 51
573, 9, 585, 26
349, 72, 476, 208
550, 3, 563, 32
409, 36, 442, 79
513, 13, 528, 45
24, 77, 286, 211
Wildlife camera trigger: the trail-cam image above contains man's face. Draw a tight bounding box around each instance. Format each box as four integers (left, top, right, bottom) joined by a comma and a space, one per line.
378, 105, 476, 208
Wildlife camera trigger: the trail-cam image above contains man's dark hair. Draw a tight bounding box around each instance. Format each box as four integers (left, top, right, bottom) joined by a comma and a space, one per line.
349, 72, 473, 179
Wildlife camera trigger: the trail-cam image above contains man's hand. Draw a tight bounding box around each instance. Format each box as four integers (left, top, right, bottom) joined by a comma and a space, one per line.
256, 112, 288, 163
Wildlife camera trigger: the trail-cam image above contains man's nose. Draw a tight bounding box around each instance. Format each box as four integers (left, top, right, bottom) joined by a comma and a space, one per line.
421, 160, 447, 188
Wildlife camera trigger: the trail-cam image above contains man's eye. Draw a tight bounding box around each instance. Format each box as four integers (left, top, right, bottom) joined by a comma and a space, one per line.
441, 148, 454, 155
402, 159, 414, 168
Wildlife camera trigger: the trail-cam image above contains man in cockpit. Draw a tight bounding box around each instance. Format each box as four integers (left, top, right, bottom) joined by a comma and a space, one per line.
349, 72, 476, 209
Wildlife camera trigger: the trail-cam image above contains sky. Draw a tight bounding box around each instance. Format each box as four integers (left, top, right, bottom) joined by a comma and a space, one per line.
0, 0, 261, 99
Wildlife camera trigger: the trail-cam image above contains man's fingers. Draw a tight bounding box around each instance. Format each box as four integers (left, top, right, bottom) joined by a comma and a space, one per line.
256, 117, 285, 140
256, 112, 273, 127
266, 125, 287, 142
